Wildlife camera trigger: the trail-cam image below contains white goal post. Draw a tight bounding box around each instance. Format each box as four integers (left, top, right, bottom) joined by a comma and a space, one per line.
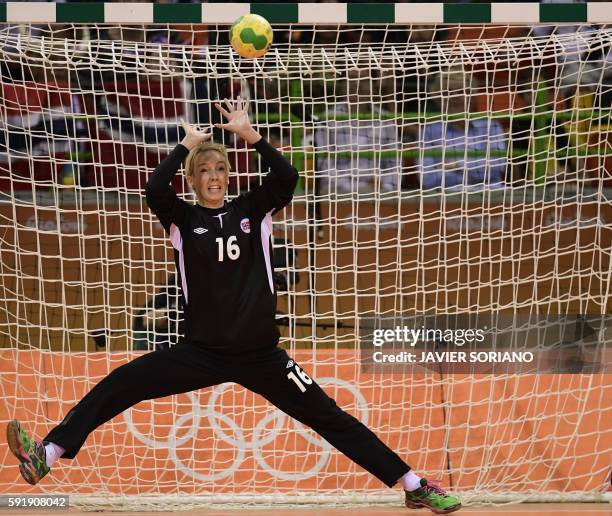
0, 2, 611, 510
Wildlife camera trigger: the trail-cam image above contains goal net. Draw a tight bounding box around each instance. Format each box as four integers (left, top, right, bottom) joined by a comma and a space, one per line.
1, 8, 611, 510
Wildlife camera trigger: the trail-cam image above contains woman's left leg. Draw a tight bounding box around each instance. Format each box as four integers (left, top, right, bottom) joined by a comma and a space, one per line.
236, 347, 410, 488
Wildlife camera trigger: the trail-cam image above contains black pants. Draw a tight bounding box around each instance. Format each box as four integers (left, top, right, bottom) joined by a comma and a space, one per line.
45, 342, 410, 487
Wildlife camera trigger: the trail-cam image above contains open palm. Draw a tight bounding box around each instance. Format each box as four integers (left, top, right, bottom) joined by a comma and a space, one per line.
180, 119, 212, 151
214, 96, 252, 136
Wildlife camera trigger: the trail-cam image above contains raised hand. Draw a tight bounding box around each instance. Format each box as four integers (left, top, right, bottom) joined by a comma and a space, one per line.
214, 96, 261, 145
180, 119, 213, 151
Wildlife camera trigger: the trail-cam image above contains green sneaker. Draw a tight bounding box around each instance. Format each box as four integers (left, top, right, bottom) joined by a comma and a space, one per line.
405, 478, 462, 514
6, 420, 50, 485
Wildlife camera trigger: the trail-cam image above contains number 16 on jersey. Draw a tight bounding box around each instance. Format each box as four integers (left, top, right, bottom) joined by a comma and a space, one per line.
216, 236, 240, 261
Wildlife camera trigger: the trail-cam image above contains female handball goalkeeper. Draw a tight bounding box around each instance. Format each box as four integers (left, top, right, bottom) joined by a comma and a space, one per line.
7, 97, 461, 514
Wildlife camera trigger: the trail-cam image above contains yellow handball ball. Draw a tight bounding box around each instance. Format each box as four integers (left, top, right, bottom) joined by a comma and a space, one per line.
230, 14, 273, 59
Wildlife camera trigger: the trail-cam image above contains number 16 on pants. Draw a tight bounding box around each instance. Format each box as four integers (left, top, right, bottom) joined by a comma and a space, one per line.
287, 364, 313, 393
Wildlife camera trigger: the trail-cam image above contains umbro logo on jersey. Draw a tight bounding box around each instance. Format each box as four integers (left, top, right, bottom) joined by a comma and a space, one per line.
193, 227, 208, 235
286, 360, 294, 368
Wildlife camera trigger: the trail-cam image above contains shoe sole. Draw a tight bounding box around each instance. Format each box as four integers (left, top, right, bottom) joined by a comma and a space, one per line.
19, 463, 38, 486
6, 420, 30, 464
6, 420, 41, 485
406, 501, 462, 514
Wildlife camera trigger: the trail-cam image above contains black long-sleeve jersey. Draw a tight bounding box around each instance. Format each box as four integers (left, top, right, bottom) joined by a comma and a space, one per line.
144, 138, 298, 354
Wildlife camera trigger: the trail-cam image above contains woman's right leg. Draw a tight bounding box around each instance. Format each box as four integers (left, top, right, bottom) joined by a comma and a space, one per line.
43, 342, 225, 459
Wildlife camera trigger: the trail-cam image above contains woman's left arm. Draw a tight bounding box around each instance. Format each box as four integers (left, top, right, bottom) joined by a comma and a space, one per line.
215, 97, 299, 215
251, 138, 299, 214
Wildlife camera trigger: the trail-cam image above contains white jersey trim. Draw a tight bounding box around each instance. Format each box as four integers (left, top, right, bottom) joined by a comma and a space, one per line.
169, 223, 188, 304
260, 210, 274, 294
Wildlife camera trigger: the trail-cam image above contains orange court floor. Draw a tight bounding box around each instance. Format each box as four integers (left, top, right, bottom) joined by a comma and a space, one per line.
0, 504, 611, 515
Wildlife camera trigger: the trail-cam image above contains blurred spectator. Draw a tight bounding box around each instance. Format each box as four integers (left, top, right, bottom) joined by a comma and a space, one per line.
400, 25, 441, 119
133, 274, 184, 351
589, 40, 612, 108
315, 70, 401, 195
419, 69, 507, 190
532, 24, 602, 96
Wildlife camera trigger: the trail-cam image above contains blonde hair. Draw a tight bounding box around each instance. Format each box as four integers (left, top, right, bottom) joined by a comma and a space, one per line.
184, 142, 231, 179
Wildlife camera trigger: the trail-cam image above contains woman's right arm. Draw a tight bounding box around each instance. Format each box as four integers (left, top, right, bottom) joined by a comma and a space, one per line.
145, 144, 191, 232
144, 121, 211, 231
